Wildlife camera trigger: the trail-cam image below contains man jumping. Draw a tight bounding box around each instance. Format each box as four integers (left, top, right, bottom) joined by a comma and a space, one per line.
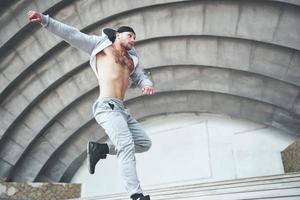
27, 10, 155, 200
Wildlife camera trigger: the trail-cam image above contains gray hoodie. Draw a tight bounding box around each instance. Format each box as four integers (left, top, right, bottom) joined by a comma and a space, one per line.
41, 14, 153, 89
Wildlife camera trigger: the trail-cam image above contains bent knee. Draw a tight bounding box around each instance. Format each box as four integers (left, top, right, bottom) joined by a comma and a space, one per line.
140, 139, 152, 152
117, 141, 135, 154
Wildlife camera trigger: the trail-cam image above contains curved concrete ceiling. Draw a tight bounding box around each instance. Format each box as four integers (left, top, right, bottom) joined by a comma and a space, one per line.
0, 0, 299, 182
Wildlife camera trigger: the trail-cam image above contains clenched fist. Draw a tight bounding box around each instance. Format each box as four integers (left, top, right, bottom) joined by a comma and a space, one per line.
27, 10, 42, 24
142, 85, 155, 96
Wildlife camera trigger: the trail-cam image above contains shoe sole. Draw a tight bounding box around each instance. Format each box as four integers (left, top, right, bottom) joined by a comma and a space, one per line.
87, 142, 94, 174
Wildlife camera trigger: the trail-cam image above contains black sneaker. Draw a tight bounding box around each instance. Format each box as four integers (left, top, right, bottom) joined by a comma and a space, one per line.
131, 193, 150, 200
139, 195, 150, 200
87, 141, 109, 174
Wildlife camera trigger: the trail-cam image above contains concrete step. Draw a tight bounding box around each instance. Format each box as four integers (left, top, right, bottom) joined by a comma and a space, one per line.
71, 172, 300, 200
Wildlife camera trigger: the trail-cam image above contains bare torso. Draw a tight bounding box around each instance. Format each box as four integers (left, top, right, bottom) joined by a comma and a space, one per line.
96, 45, 134, 100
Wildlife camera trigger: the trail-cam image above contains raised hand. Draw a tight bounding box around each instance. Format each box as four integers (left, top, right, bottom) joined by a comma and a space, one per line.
142, 85, 155, 96
27, 10, 42, 24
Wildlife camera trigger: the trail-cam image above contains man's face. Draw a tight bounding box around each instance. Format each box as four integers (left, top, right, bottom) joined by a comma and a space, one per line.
117, 32, 136, 50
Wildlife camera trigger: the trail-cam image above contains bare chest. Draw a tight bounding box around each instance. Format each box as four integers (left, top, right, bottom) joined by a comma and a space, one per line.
102, 46, 134, 72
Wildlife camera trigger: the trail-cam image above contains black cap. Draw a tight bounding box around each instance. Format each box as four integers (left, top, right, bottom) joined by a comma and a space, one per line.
117, 26, 136, 35
103, 26, 136, 43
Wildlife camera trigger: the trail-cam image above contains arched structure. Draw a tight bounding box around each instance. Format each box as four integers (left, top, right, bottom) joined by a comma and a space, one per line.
0, 0, 299, 184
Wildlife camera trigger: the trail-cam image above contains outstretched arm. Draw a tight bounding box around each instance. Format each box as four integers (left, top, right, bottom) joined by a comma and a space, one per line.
27, 10, 99, 55
131, 64, 155, 96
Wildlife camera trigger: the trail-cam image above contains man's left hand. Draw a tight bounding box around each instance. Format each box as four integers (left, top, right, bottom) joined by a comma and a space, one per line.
142, 86, 155, 95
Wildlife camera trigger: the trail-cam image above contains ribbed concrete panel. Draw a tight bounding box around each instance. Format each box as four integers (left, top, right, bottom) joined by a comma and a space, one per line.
1, 0, 300, 103
287, 51, 300, 85
35, 58, 64, 87
1, 67, 298, 182
0, 159, 11, 180
38, 90, 298, 182
204, 1, 239, 36
0, 65, 94, 138
55, 50, 89, 78
22, 107, 50, 133
270, 0, 300, 6
37, 122, 106, 182
293, 97, 300, 115
0, 50, 26, 83
0, 73, 9, 93
150, 66, 299, 112
7, 71, 300, 181
273, 109, 300, 134
273, 4, 300, 49
0, 35, 297, 176
12, 97, 97, 182
55, 79, 83, 106
0, 49, 88, 122
138, 37, 297, 85
251, 43, 293, 81
0, 0, 193, 97
16, 35, 45, 67
0, 140, 23, 165
0, 0, 298, 149
1, 90, 29, 117
236, 1, 281, 42
0, 8, 23, 46
18, 75, 47, 102
0, 107, 14, 138
1, 0, 193, 49
4, 35, 298, 153
0, 71, 97, 180
3, 65, 300, 181
37, 92, 65, 119
0, 0, 75, 47
12, 124, 38, 149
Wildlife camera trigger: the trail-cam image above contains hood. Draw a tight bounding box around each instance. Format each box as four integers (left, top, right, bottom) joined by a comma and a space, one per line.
102, 28, 116, 42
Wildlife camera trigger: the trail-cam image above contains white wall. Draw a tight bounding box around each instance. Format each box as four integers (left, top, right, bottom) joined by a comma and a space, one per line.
71, 113, 296, 197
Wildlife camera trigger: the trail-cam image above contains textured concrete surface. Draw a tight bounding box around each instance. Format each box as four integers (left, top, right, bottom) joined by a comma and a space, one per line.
0, 182, 80, 200
0, 0, 299, 188
282, 139, 300, 172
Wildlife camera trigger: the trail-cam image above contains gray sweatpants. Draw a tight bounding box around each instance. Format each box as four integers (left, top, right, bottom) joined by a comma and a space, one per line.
92, 97, 152, 195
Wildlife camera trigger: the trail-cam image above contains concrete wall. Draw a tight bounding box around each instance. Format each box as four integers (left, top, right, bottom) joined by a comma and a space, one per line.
71, 113, 296, 197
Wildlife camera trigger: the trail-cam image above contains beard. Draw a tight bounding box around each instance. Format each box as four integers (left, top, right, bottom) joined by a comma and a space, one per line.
125, 43, 133, 50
